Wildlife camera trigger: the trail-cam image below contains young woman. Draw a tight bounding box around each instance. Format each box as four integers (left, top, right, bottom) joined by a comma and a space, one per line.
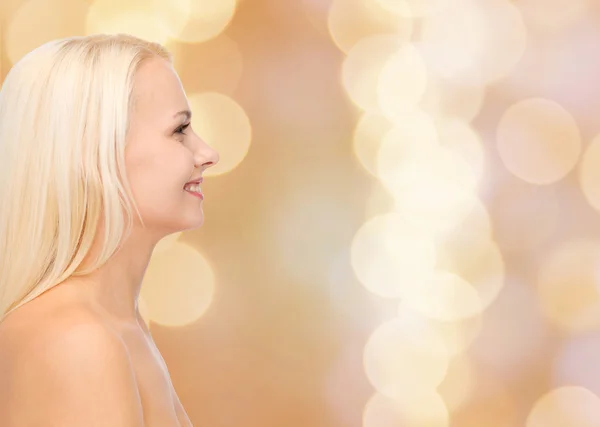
0, 33, 219, 426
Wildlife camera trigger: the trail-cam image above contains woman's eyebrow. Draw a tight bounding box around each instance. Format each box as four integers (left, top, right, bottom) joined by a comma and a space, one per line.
173, 110, 192, 121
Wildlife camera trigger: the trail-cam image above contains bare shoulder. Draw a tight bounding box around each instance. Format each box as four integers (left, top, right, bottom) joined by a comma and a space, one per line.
0, 307, 145, 426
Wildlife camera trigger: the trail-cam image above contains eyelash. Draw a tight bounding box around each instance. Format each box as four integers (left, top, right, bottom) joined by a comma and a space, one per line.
175, 123, 190, 135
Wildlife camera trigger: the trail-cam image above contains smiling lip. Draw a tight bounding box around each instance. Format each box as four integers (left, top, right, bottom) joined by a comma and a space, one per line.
186, 190, 204, 200
185, 177, 203, 185
184, 177, 204, 200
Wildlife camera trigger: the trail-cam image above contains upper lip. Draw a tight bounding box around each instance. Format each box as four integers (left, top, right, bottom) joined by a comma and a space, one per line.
185, 177, 203, 185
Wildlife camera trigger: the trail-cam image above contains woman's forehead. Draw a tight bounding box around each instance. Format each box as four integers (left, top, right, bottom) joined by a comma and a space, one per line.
132, 58, 188, 119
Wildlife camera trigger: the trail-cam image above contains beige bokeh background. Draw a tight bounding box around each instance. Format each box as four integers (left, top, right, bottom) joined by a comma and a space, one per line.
4, 0, 600, 426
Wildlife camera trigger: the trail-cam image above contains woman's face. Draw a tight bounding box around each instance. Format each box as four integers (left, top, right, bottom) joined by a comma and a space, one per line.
124, 57, 219, 238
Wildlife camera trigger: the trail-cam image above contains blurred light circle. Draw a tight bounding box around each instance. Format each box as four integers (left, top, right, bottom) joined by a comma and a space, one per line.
154, 232, 182, 253
402, 270, 484, 321
302, 0, 333, 37
420, 69, 486, 122
364, 181, 396, 219
86, 0, 169, 44
435, 234, 505, 315
327, 0, 413, 54
518, 0, 590, 29
138, 295, 152, 327
188, 92, 252, 177
526, 386, 600, 427
141, 241, 215, 327
393, 182, 481, 236
169, 0, 237, 43
579, 134, 600, 213
342, 34, 405, 113
363, 390, 449, 427
397, 302, 483, 356
418, 0, 527, 85
437, 353, 473, 412
354, 109, 437, 178
436, 118, 486, 183
427, 193, 493, 246
537, 239, 600, 333
377, 44, 429, 122
497, 98, 581, 185
363, 318, 450, 398
154, 0, 192, 38
352, 113, 395, 178
377, 144, 479, 195
6, 0, 89, 65
376, 0, 452, 18
350, 212, 437, 298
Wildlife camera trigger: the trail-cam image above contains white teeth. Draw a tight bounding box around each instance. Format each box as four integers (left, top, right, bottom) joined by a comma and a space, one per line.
185, 184, 201, 193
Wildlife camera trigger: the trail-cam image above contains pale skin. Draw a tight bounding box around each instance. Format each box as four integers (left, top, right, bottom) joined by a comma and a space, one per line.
0, 56, 219, 426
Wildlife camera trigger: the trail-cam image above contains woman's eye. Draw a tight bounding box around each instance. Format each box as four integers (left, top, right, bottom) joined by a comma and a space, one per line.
175, 123, 190, 135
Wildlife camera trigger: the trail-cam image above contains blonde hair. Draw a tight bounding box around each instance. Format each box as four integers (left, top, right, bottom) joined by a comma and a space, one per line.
0, 34, 172, 321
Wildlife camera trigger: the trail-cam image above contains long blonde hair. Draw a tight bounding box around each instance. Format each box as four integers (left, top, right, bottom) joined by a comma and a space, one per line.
0, 34, 172, 321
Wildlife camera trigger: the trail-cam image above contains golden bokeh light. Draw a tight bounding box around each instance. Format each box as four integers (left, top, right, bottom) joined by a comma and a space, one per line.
402, 270, 484, 322
431, 193, 493, 248
86, 0, 169, 44
418, 0, 527, 84
375, 0, 452, 18
377, 141, 483, 235
363, 391, 449, 427
188, 92, 252, 177
364, 181, 395, 219
436, 118, 486, 183
153, 0, 192, 39
437, 353, 473, 412
363, 318, 450, 398
353, 109, 437, 177
141, 241, 215, 327
397, 302, 483, 356
537, 239, 600, 333
2, 0, 599, 424
393, 182, 482, 237
168, 0, 237, 44
342, 34, 406, 113
352, 112, 395, 178
579, 133, 600, 213
377, 44, 428, 122
327, 0, 413, 54
420, 71, 486, 122
351, 212, 436, 298
154, 232, 183, 254
377, 143, 479, 196
138, 295, 152, 327
301, 0, 332, 37
517, 0, 589, 30
526, 386, 600, 427
434, 235, 505, 316
497, 98, 581, 185
0, 0, 21, 22
6, 0, 89, 65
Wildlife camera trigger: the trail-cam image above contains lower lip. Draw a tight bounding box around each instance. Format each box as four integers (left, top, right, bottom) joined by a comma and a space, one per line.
185, 190, 204, 200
